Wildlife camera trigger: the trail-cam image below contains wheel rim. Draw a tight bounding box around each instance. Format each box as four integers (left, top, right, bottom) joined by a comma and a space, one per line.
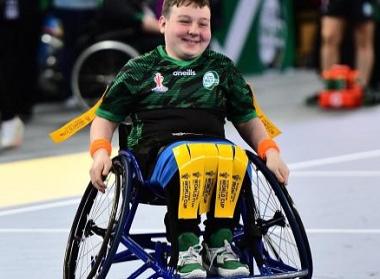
241, 159, 311, 277
71, 41, 139, 109
65, 166, 123, 278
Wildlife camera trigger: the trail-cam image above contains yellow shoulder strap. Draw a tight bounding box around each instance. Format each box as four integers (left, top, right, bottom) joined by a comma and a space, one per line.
49, 93, 105, 144
250, 84, 282, 138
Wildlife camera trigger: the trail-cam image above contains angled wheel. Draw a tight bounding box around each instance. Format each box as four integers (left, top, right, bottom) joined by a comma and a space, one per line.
63, 155, 132, 279
71, 40, 139, 109
237, 152, 313, 278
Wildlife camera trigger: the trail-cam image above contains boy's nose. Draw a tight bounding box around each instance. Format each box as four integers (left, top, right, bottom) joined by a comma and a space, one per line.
188, 24, 199, 35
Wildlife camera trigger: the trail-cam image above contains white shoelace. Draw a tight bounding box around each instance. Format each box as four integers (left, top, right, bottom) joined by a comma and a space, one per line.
178, 244, 203, 266
208, 240, 239, 269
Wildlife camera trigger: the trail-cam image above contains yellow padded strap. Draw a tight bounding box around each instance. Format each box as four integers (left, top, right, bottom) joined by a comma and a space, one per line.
214, 144, 233, 218
173, 143, 248, 219
173, 144, 205, 219
229, 146, 248, 214
199, 144, 218, 214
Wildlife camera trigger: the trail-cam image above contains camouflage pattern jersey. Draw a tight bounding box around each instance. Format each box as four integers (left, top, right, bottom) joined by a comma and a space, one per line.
96, 45, 257, 152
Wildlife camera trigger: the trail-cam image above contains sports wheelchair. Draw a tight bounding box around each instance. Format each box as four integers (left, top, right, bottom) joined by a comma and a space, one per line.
37, 15, 158, 108
63, 125, 313, 279
70, 28, 140, 109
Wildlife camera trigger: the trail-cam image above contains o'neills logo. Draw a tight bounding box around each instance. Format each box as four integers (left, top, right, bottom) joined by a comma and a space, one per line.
173, 69, 196, 76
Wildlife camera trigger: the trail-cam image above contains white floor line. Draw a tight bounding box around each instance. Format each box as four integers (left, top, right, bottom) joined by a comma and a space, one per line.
0, 228, 379, 235
307, 229, 380, 234
2, 149, 380, 217
0, 228, 69, 233
291, 170, 380, 177
0, 228, 162, 234
0, 198, 80, 217
289, 149, 380, 170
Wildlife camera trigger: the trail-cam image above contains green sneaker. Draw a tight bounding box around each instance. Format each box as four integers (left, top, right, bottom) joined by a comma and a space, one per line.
177, 232, 207, 278
203, 228, 250, 277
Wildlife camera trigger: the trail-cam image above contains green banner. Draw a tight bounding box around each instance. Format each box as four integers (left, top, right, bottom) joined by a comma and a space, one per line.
212, 0, 295, 74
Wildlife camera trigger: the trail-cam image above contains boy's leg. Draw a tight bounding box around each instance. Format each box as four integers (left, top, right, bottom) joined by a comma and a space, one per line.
203, 175, 252, 243
165, 173, 201, 266
165, 173, 207, 278
203, 190, 239, 245
202, 178, 249, 277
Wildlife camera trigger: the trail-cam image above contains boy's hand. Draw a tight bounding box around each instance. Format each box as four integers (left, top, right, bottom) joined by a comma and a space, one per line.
90, 149, 112, 193
265, 149, 289, 186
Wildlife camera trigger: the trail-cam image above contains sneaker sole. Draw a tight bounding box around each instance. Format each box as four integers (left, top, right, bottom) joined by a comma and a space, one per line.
217, 266, 250, 278
178, 269, 207, 278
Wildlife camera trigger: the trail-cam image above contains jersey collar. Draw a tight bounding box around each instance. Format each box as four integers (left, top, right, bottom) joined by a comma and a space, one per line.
158, 45, 202, 67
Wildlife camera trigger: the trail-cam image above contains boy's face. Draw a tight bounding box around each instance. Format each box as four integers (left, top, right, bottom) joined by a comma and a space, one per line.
159, 3, 211, 60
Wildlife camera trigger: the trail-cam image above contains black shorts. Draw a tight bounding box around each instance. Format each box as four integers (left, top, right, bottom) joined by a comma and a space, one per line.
321, 0, 375, 22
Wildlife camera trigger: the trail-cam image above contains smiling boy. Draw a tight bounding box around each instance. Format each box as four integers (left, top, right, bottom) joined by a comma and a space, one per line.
89, 0, 289, 277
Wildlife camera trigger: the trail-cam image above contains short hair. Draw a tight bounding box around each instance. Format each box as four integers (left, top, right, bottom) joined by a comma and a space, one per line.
162, 0, 211, 17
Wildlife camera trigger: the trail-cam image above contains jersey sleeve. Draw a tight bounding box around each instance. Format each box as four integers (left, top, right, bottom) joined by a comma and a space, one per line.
225, 62, 257, 124
96, 67, 135, 123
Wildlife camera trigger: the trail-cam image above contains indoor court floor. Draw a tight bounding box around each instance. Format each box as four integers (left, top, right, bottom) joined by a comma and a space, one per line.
0, 70, 379, 278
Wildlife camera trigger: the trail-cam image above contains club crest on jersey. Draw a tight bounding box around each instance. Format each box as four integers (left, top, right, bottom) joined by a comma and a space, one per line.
203, 71, 219, 90
152, 73, 168, 93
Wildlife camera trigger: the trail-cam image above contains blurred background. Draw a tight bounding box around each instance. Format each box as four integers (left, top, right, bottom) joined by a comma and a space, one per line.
1, 0, 380, 278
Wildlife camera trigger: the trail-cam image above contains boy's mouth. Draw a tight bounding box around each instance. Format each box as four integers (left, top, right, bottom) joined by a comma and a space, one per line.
182, 38, 201, 44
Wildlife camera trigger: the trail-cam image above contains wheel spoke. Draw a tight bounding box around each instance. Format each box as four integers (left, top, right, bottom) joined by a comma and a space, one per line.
64, 157, 128, 278
244, 155, 310, 276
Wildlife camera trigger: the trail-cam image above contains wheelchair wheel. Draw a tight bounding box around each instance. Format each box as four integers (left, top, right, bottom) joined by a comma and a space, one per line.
239, 152, 313, 278
71, 40, 139, 109
63, 155, 132, 279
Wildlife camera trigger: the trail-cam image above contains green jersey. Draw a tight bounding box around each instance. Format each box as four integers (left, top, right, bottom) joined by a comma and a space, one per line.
97, 45, 257, 150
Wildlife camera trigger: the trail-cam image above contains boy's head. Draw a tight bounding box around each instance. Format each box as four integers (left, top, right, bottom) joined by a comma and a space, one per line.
159, 0, 211, 60
162, 0, 210, 17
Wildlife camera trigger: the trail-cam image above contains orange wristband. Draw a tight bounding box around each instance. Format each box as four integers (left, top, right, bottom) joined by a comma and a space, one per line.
258, 138, 280, 160
90, 139, 112, 157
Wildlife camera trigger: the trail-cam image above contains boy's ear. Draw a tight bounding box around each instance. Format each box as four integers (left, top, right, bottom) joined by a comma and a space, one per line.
158, 16, 166, 34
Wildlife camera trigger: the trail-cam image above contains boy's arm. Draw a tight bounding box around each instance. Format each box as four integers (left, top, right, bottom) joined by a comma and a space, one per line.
89, 116, 118, 192
236, 118, 289, 185
235, 117, 268, 151
90, 116, 118, 143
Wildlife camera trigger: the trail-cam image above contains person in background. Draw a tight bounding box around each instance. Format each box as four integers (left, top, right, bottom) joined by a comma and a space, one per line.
51, 0, 101, 107
320, 0, 375, 93
100, 0, 163, 53
0, 0, 43, 148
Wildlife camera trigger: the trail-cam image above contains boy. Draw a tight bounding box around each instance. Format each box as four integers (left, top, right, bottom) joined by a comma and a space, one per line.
89, 0, 289, 277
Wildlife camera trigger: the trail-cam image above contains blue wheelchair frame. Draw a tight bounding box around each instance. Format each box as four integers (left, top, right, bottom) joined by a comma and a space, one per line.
64, 140, 313, 279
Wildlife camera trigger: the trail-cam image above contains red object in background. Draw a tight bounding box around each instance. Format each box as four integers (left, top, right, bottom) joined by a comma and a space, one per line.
321, 65, 359, 88
319, 86, 363, 108
318, 65, 364, 108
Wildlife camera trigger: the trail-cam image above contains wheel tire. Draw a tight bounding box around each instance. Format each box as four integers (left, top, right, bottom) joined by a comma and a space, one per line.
71, 40, 139, 109
241, 152, 313, 278
63, 155, 131, 278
